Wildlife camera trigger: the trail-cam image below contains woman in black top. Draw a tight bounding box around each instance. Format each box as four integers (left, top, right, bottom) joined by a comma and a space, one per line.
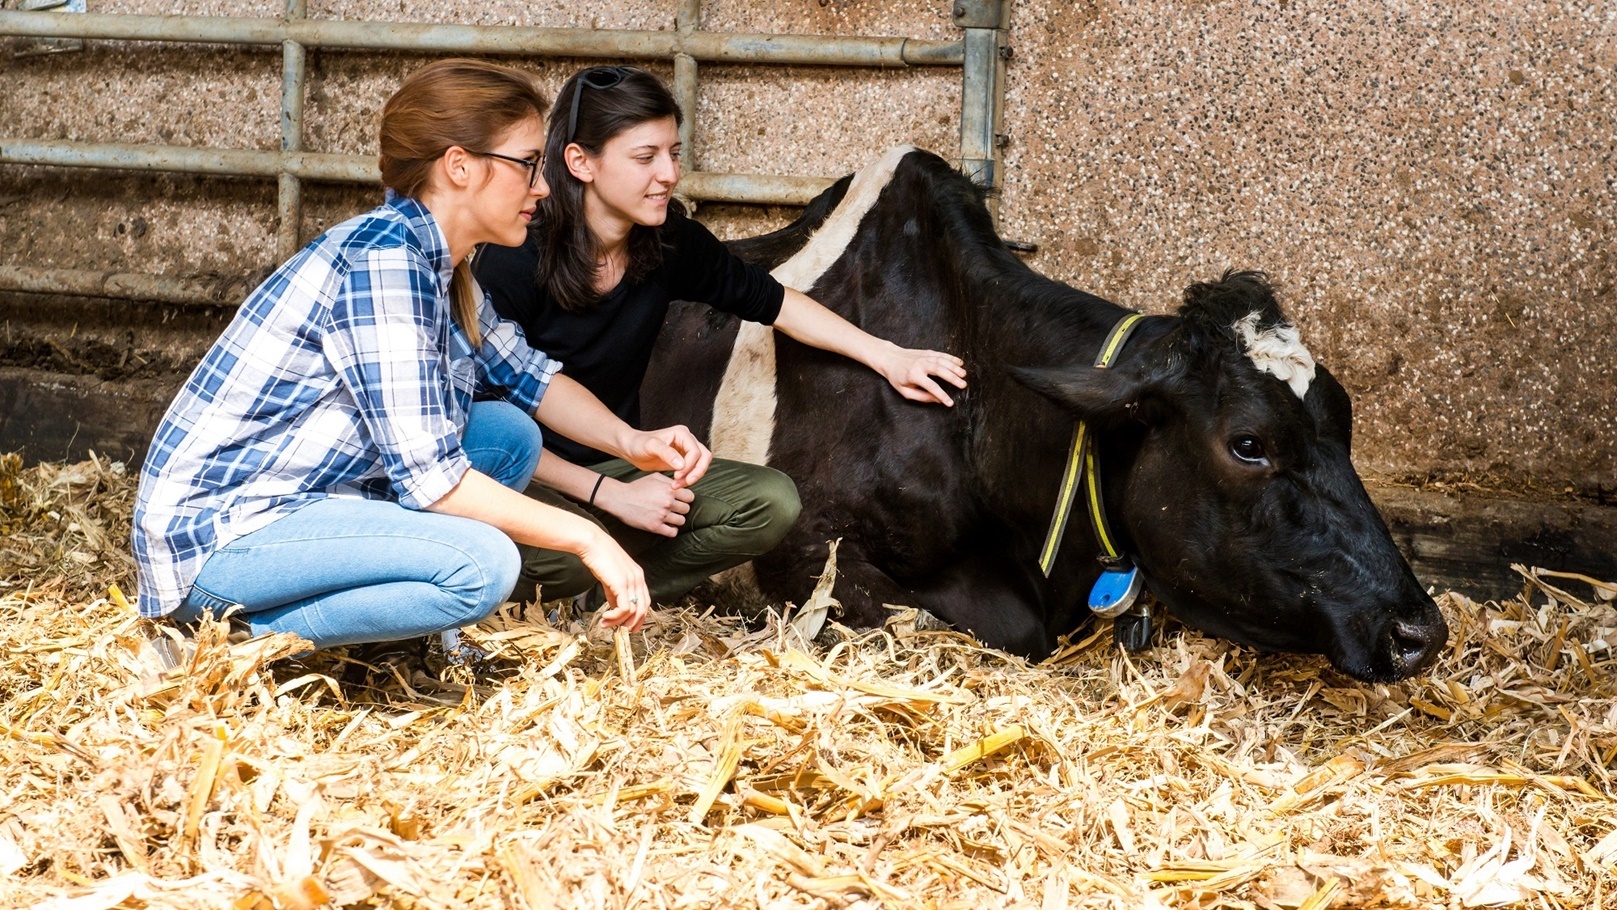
475, 65, 967, 608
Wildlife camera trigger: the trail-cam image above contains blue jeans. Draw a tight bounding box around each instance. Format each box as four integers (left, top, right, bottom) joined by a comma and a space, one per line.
170, 401, 541, 650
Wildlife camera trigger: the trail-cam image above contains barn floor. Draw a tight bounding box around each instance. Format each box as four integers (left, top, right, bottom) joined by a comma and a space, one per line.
3, 453, 1616, 909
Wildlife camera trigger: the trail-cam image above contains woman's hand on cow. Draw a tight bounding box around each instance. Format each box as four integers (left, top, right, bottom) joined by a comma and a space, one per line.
576, 529, 652, 631
772, 288, 967, 406
875, 345, 969, 406
619, 425, 713, 488
597, 473, 695, 537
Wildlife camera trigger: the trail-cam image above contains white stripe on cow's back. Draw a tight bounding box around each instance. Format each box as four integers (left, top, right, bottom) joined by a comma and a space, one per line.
709, 144, 916, 464
1233, 311, 1316, 399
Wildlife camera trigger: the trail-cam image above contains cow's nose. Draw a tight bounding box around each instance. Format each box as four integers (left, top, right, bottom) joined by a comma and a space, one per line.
1388, 615, 1446, 675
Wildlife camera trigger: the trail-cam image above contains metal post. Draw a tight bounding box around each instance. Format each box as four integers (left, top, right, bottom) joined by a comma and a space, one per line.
954, 0, 1007, 220
673, 0, 700, 179
278, 0, 308, 261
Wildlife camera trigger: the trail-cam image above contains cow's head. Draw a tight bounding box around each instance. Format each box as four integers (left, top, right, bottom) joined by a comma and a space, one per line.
1014, 271, 1447, 682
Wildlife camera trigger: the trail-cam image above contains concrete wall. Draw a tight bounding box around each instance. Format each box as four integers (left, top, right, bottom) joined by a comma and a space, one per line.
1, 0, 1613, 498
997, 1, 1616, 498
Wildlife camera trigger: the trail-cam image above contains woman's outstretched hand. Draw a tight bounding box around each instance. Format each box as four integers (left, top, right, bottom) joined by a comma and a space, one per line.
770, 288, 968, 406
596, 473, 694, 537
874, 345, 969, 406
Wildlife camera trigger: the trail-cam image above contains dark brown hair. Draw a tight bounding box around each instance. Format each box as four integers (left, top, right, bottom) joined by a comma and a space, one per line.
379, 58, 550, 345
534, 66, 684, 313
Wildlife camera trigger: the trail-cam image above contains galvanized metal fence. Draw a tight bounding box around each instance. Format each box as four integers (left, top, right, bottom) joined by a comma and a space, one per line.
0, 1, 1008, 306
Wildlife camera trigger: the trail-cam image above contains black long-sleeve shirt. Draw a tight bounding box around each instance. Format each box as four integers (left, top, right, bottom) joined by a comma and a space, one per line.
474, 211, 785, 465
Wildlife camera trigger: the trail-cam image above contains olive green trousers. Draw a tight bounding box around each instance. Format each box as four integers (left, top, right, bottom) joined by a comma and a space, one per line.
516, 457, 801, 605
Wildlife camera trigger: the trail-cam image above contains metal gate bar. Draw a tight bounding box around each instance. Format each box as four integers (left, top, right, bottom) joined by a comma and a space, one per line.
0, 3, 1005, 306
0, 139, 846, 202
0, 11, 963, 65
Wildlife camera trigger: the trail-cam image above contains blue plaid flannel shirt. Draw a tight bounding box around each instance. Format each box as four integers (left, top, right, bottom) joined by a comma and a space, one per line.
131, 194, 560, 618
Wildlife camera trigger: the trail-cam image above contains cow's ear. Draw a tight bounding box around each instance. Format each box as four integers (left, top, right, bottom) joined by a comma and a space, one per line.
1307, 364, 1354, 452
1008, 363, 1161, 421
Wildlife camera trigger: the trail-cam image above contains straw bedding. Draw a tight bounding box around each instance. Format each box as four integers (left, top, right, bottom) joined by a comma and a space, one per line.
2, 452, 1615, 909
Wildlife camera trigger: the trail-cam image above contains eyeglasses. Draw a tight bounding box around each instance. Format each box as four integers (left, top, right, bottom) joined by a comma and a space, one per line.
472, 150, 543, 188
567, 66, 633, 143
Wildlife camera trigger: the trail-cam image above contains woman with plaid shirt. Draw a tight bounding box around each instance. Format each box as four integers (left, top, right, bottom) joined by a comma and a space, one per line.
130, 60, 701, 650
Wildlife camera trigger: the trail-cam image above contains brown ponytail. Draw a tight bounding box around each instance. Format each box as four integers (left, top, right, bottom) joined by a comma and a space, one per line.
379, 59, 549, 347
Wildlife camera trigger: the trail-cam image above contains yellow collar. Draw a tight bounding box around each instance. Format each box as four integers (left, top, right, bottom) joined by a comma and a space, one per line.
1037, 312, 1147, 576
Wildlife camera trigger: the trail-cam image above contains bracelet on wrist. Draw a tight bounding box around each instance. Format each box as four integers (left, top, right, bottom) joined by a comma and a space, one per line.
588, 473, 606, 506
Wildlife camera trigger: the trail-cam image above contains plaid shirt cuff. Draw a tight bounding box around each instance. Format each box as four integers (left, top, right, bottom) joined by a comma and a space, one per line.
395, 449, 471, 511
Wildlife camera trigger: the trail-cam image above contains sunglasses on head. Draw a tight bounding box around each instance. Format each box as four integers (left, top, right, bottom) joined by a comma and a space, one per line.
567, 66, 633, 144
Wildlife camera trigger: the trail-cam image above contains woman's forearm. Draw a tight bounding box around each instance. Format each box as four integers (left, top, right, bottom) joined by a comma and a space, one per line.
532, 449, 611, 503
429, 466, 652, 622
771, 287, 895, 369
531, 373, 635, 457
531, 373, 714, 486
771, 287, 967, 406
427, 467, 602, 553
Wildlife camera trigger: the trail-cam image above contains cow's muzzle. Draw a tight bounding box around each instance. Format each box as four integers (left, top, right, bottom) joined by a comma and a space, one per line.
1376, 605, 1449, 680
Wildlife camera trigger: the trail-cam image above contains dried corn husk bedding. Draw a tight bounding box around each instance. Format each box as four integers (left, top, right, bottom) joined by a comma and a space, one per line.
3, 453, 1616, 910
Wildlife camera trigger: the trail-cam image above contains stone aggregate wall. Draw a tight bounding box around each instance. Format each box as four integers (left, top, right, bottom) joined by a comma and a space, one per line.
1, 0, 1612, 492
996, 1, 1616, 496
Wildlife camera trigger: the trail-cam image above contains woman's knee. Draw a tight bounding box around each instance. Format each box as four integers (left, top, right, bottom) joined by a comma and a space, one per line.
443, 524, 521, 625
464, 400, 542, 491
736, 466, 802, 549
759, 465, 805, 530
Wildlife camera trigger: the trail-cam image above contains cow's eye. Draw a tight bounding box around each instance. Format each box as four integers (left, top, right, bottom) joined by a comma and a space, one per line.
1229, 435, 1269, 464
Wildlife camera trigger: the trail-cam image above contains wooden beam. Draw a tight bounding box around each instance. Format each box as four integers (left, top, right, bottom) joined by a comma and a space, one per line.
1369, 481, 1617, 603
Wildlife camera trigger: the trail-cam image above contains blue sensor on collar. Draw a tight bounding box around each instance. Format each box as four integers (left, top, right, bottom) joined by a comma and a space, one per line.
1089, 566, 1142, 619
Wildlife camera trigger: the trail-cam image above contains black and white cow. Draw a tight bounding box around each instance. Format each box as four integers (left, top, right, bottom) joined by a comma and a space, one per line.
643, 146, 1448, 682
